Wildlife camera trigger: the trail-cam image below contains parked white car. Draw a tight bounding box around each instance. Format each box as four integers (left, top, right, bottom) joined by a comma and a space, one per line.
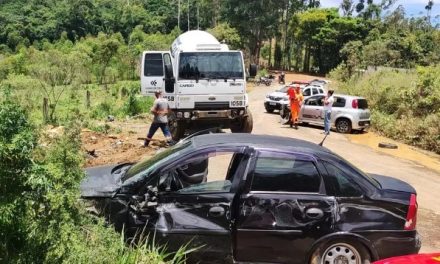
265, 85, 326, 113
280, 94, 371, 133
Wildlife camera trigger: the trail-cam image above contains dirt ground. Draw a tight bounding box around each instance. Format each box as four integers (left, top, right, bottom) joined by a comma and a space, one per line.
81, 72, 440, 252
82, 119, 168, 167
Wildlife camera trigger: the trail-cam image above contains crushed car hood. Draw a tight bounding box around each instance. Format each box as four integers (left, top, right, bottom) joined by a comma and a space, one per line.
370, 174, 416, 194
81, 164, 126, 198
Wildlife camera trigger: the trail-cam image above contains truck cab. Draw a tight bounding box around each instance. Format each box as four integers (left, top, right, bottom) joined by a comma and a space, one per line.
141, 30, 255, 140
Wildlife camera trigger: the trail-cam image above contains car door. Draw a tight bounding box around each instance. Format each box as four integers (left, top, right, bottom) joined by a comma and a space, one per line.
152, 146, 252, 262
234, 150, 336, 264
301, 95, 324, 124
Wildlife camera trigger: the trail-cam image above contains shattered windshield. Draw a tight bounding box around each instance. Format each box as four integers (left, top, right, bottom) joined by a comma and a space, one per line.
122, 141, 191, 183
178, 52, 244, 80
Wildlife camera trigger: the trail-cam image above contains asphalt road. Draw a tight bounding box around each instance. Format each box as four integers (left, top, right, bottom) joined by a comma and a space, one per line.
247, 83, 440, 253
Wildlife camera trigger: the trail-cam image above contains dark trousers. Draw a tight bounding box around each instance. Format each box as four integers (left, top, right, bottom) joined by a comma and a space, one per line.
147, 122, 171, 140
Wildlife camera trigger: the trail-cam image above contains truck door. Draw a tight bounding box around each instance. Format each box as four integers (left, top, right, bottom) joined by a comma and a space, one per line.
141, 52, 176, 107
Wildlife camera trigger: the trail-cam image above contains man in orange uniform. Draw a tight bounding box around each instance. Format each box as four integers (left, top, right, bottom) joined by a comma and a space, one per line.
287, 84, 304, 129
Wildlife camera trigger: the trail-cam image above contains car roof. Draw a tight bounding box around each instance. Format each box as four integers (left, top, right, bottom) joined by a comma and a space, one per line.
309, 93, 366, 100
191, 133, 332, 155
334, 94, 366, 100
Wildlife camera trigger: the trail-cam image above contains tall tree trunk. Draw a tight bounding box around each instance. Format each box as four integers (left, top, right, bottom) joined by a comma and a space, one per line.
283, 0, 289, 70
303, 44, 310, 72
268, 38, 273, 68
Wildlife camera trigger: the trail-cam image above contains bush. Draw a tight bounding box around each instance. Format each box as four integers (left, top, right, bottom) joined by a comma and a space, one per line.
0, 97, 194, 263
123, 93, 154, 117
336, 66, 440, 154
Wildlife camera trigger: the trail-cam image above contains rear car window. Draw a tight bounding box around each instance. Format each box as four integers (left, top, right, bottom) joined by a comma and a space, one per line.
251, 154, 321, 193
323, 162, 363, 197
144, 53, 164, 76
333, 97, 346, 108
358, 99, 368, 109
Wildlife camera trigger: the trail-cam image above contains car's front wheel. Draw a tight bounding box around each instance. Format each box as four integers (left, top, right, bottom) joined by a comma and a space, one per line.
310, 240, 371, 264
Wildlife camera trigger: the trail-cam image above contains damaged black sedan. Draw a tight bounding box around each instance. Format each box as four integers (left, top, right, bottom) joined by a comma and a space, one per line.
81, 134, 421, 264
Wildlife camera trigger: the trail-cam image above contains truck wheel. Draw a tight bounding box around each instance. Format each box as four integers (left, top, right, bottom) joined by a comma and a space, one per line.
169, 118, 186, 141
231, 110, 253, 133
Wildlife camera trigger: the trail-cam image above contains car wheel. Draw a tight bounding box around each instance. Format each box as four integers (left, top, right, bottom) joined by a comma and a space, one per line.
310, 240, 371, 264
265, 107, 274, 113
336, 118, 352, 133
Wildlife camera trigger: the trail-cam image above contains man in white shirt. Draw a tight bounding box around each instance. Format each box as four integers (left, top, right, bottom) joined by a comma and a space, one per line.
323, 90, 335, 135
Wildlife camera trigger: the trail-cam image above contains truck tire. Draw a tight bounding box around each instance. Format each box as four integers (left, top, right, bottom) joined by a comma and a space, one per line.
168, 117, 186, 141
230, 110, 253, 133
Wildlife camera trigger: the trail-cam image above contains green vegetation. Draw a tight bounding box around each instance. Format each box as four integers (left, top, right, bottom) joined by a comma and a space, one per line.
334, 67, 440, 154
0, 96, 193, 263
1, 0, 440, 262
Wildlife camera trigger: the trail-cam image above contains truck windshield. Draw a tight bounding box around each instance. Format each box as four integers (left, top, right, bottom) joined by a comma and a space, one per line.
179, 52, 244, 80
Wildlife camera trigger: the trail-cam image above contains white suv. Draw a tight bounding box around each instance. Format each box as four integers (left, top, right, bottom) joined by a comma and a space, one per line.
265, 85, 325, 113
280, 94, 371, 133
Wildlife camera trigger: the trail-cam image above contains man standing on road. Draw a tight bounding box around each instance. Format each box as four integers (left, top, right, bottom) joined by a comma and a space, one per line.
323, 90, 335, 135
144, 90, 174, 147
287, 84, 304, 129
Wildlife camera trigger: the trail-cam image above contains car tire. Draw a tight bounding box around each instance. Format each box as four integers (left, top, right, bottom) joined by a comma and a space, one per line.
310, 239, 371, 264
378, 142, 398, 149
265, 107, 274, 113
230, 110, 253, 133
336, 118, 352, 134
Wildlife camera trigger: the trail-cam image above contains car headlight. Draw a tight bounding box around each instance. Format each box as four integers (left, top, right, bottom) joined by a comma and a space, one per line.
183, 112, 190, 118
176, 112, 183, 118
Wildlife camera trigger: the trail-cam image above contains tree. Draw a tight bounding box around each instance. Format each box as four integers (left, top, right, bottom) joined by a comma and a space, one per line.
27, 49, 83, 123
207, 23, 241, 49
223, 0, 285, 63
341, 0, 354, 16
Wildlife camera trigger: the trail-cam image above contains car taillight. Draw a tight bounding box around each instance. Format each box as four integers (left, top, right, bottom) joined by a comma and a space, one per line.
352, 99, 358, 109
404, 194, 418, 230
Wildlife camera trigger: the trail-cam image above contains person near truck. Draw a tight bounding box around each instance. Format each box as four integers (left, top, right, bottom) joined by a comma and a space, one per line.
287, 84, 304, 129
323, 90, 335, 135
144, 90, 174, 147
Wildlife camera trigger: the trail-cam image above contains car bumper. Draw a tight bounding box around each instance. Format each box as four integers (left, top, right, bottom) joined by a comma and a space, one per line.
366, 231, 421, 261
264, 101, 283, 110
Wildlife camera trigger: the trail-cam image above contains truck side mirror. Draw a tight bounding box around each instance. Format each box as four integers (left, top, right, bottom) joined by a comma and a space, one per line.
249, 64, 258, 78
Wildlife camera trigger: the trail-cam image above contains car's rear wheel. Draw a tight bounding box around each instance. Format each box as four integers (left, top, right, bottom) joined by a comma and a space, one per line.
310, 240, 371, 264
336, 118, 352, 133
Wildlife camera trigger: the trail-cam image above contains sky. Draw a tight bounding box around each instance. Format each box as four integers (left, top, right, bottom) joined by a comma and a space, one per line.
320, 0, 440, 20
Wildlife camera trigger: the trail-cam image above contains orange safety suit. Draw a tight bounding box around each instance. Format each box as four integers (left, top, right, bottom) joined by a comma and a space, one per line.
287, 87, 304, 125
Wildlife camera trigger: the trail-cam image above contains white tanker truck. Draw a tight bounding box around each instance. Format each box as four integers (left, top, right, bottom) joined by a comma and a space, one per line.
140, 30, 257, 140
